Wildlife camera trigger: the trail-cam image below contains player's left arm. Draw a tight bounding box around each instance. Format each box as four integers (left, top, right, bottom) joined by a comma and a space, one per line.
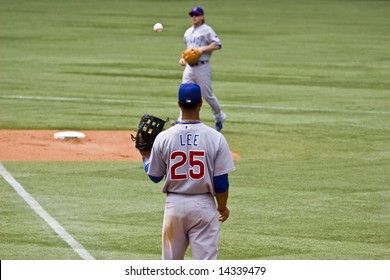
199, 43, 221, 53
202, 29, 222, 51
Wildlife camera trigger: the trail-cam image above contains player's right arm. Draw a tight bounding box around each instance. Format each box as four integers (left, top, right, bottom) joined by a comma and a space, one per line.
213, 134, 234, 222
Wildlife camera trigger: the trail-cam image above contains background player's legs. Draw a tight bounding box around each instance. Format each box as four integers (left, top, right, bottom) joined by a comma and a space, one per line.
195, 64, 226, 124
182, 65, 226, 124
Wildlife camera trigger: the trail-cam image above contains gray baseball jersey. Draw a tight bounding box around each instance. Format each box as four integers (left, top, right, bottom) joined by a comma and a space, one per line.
183, 23, 222, 61
147, 121, 235, 195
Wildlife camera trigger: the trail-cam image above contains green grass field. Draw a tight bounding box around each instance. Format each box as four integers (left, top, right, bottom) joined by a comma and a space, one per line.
1, 0, 390, 259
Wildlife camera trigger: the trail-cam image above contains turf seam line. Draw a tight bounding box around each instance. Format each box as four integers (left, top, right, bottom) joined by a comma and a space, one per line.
0, 162, 95, 260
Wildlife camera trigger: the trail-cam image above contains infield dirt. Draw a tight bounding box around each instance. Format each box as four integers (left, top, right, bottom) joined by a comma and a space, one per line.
0, 130, 240, 161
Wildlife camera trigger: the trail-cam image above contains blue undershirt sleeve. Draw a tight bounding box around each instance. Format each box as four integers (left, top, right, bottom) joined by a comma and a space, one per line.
143, 158, 163, 183
213, 174, 229, 193
143, 158, 150, 173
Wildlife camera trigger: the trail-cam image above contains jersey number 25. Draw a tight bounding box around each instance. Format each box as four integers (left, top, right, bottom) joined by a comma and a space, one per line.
170, 150, 205, 180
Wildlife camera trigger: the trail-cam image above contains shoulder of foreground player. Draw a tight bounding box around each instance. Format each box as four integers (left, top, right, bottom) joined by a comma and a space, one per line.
152, 127, 171, 143
155, 124, 185, 139
197, 123, 226, 138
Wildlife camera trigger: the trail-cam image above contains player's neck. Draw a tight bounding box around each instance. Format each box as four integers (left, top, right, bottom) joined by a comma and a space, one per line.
181, 113, 200, 122
181, 119, 200, 122
193, 22, 203, 28
181, 116, 200, 122
180, 103, 201, 122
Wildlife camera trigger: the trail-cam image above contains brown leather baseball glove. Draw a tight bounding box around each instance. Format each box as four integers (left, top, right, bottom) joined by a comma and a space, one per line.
181, 48, 202, 65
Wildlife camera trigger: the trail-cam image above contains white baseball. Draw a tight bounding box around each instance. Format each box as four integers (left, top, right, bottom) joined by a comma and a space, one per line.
153, 23, 163, 32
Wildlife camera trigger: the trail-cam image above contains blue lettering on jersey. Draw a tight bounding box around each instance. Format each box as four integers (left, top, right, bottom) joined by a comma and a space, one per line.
188, 35, 207, 46
179, 133, 199, 146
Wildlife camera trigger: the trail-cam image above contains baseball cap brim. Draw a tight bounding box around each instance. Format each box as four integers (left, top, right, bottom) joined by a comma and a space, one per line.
189, 11, 203, 16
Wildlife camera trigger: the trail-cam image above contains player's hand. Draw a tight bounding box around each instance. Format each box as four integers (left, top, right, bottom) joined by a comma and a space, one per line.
179, 58, 186, 66
218, 207, 230, 222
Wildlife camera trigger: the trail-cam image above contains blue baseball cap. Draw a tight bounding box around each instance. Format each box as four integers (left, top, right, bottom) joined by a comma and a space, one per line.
178, 83, 202, 106
189, 6, 204, 16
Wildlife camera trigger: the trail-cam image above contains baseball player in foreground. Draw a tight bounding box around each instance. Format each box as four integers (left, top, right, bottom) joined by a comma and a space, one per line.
179, 6, 227, 132
138, 83, 236, 260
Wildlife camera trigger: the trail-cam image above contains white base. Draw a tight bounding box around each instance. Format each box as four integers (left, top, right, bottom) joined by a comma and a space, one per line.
54, 131, 86, 139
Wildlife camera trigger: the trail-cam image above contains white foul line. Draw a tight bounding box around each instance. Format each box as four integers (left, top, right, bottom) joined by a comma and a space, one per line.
0, 162, 95, 260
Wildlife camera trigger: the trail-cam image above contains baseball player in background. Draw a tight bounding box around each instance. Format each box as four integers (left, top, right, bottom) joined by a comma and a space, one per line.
179, 6, 227, 131
139, 83, 236, 260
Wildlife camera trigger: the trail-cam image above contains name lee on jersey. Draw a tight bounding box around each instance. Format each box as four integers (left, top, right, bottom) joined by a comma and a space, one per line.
179, 133, 200, 146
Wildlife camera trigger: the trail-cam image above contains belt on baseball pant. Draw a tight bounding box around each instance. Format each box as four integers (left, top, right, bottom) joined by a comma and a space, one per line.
189, 60, 209, 67
167, 191, 211, 196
